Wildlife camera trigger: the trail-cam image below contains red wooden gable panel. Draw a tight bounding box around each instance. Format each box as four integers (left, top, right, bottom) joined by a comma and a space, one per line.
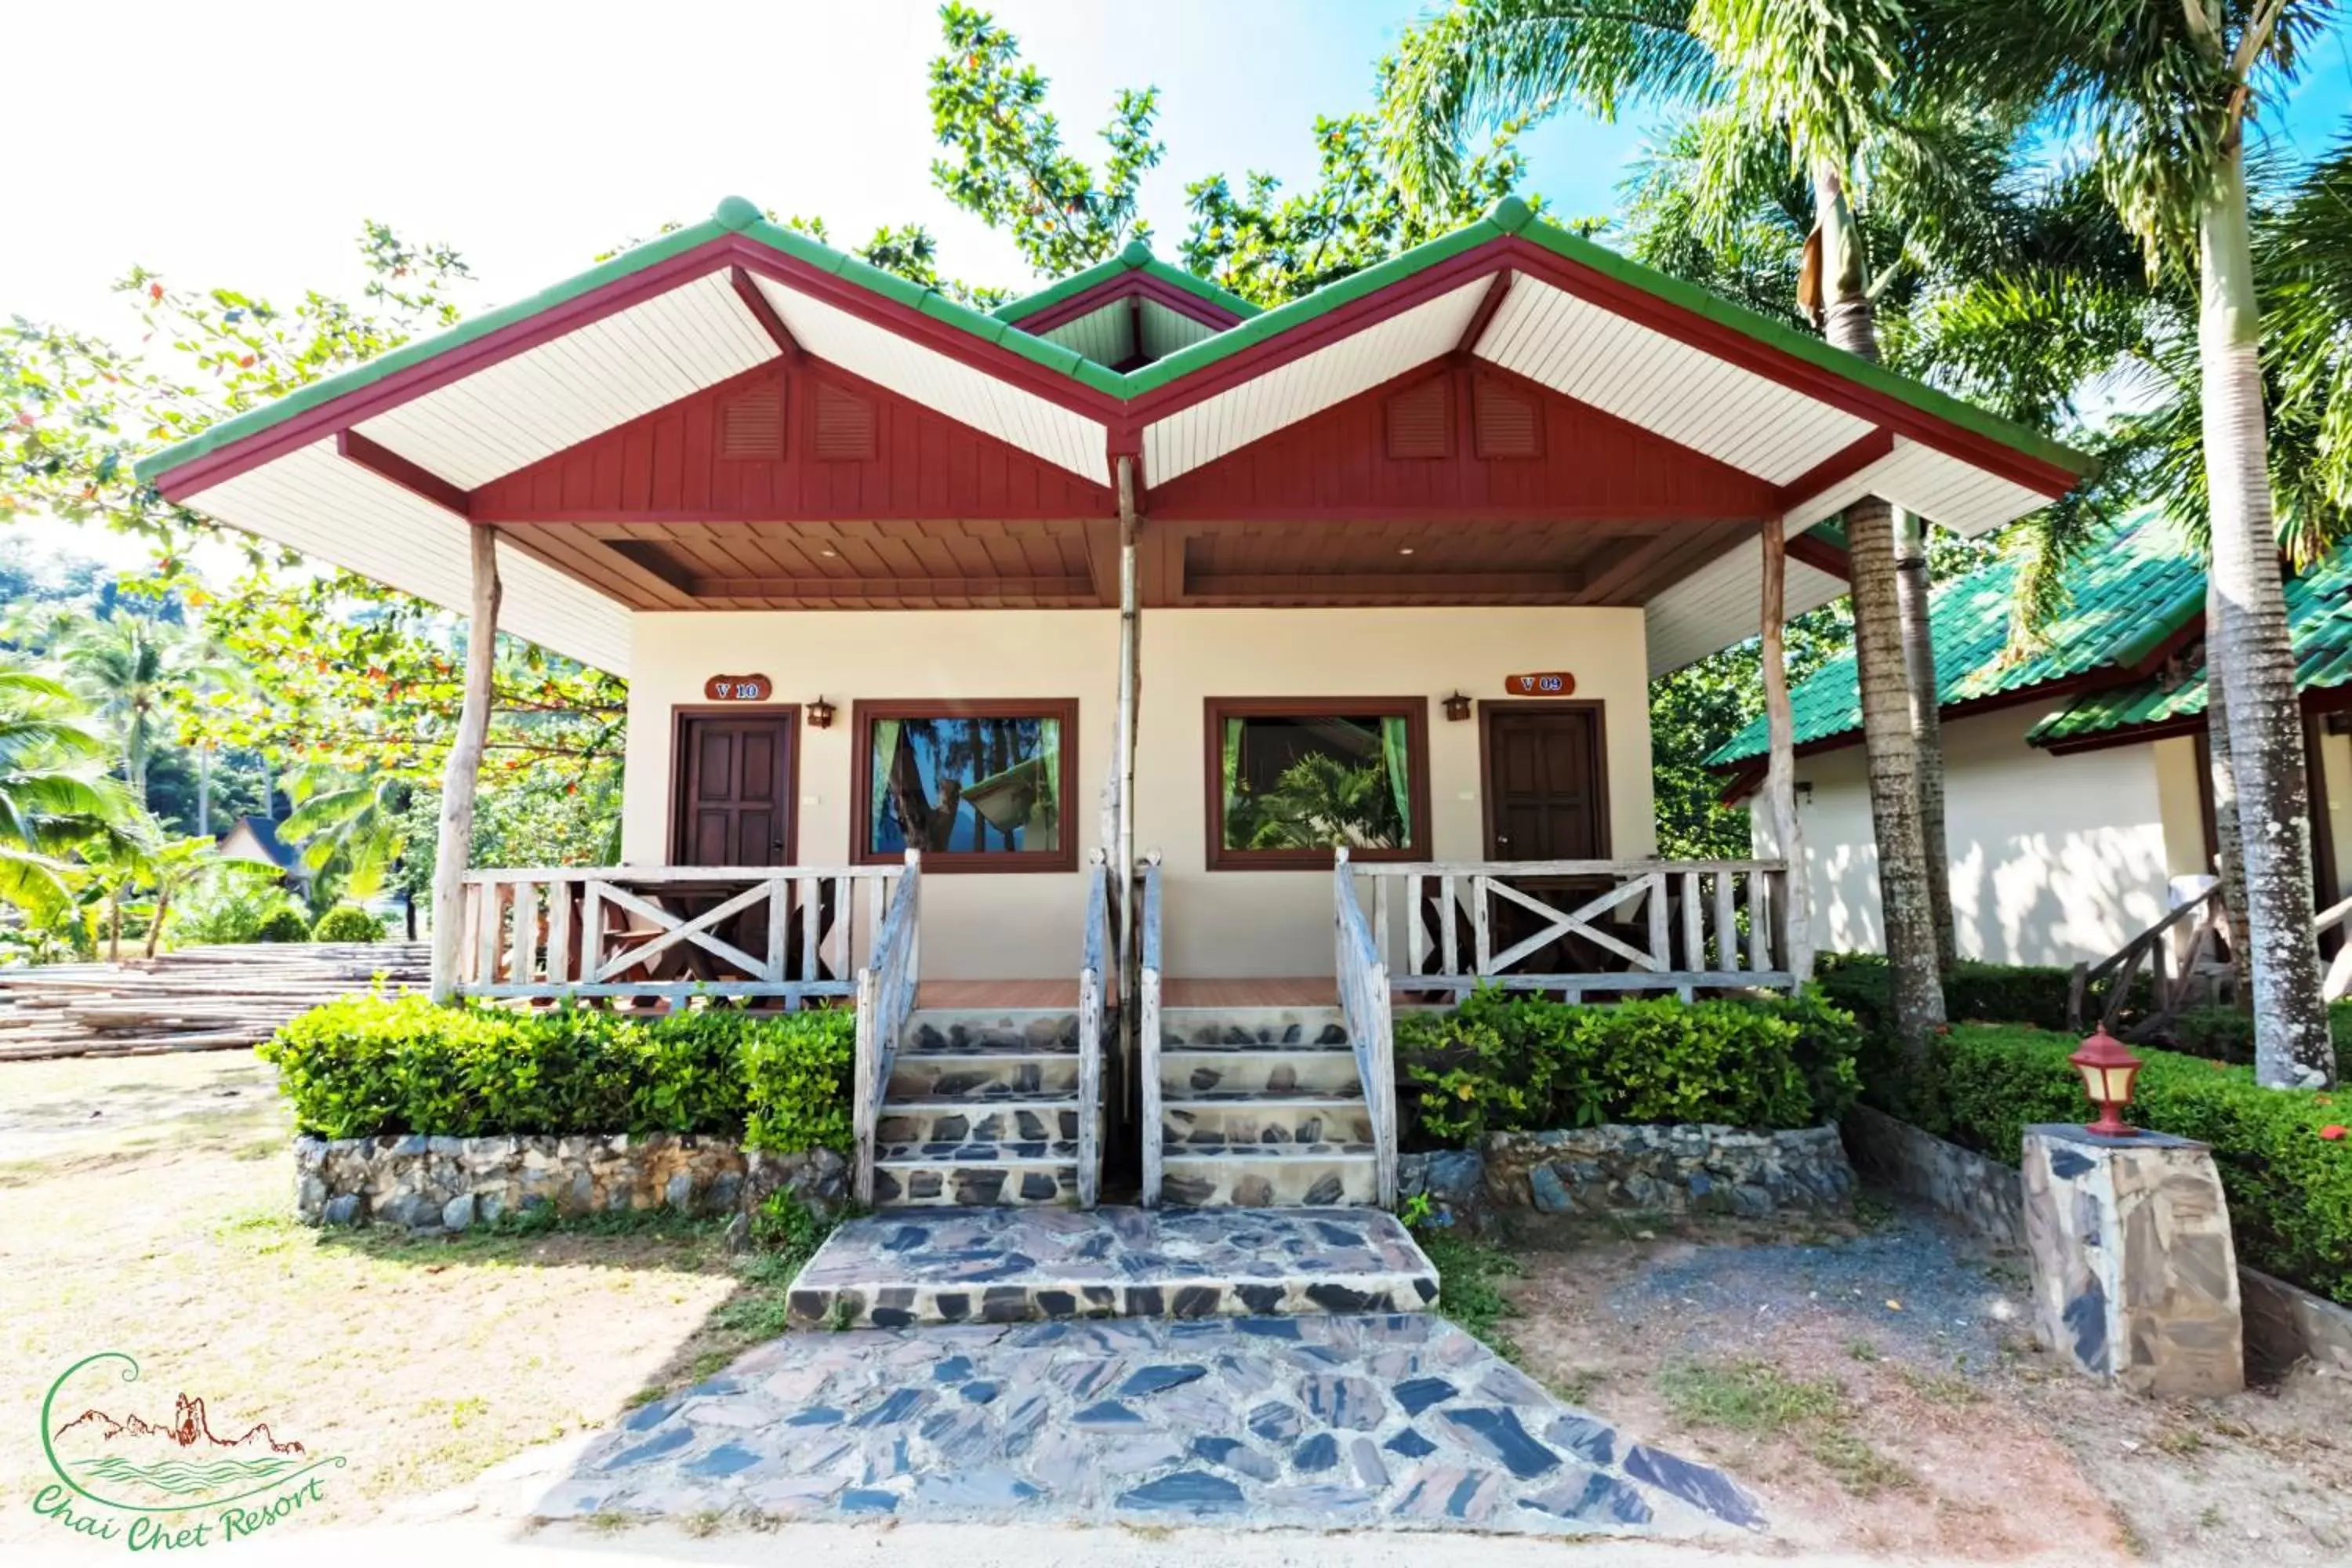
1149, 361, 1782, 521
1384, 376, 1452, 459
470, 359, 1112, 521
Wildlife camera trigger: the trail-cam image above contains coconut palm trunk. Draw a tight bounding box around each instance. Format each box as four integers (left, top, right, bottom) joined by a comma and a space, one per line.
2198, 142, 2332, 1088
1817, 162, 1947, 1068
1894, 506, 1956, 972
2204, 597, 2253, 1007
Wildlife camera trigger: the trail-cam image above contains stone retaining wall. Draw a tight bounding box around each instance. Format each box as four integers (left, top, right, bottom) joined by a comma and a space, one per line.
1401, 1123, 1855, 1230
1838, 1105, 2352, 1378
293, 1134, 847, 1233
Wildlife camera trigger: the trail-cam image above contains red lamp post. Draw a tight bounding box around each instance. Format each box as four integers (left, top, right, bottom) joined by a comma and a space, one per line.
2070, 1029, 2144, 1138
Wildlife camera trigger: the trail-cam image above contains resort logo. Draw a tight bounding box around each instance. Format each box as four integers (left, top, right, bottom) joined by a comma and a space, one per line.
31, 1352, 345, 1552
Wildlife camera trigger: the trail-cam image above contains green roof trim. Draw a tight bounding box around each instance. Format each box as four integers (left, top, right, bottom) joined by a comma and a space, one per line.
135, 214, 737, 484
990, 241, 1262, 325
1508, 219, 2097, 481
1708, 510, 2206, 769
2028, 544, 2352, 746
138, 191, 2097, 494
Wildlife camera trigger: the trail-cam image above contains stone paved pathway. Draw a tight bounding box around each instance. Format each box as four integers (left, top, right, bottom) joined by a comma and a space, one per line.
540, 1314, 1764, 1537
787, 1206, 1439, 1327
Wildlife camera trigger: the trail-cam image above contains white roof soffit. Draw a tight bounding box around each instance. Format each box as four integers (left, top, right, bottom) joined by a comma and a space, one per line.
1644, 520, 1848, 678
1141, 279, 1492, 484
749, 274, 1108, 481
194, 441, 633, 673
1777, 434, 2054, 539
353, 271, 779, 491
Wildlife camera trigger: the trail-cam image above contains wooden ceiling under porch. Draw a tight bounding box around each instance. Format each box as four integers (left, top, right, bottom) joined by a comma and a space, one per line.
482, 351, 1813, 615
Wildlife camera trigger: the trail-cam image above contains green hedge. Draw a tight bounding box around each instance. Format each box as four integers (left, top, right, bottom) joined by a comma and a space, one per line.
1915, 1024, 2352, 1305
255, 908, 314, 943
2163, 1002, 2352, 1083
1395, 985, 1863, 1146
261, 996, 855, 1153
1814, 952, 2147, 1035
310, 905, 385, 943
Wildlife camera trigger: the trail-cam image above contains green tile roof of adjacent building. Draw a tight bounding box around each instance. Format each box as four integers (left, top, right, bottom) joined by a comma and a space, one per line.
1708, 510, 2209, 768
2028, 543, 2352, 746
136, 193, 2097, 489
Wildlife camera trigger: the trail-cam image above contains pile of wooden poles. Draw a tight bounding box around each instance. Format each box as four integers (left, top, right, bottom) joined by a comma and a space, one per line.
0, 942, 429, 1062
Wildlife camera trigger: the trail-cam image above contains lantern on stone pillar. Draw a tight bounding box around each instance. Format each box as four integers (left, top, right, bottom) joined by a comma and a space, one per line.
2068, 1029, 2143, 1138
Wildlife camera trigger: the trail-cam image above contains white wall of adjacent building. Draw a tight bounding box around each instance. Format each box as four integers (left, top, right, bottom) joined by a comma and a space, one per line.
622, 605, 1656, 979
1749, 707, 2201, 967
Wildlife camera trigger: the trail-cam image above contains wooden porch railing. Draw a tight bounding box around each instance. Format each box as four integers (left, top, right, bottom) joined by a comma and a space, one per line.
1075, 849, 1114, 1210
851, 853, 923, 1206
1137, 857, 1166, 1208
1345, 858, 1795, 1000
1332, 851, 1399, 1208
454, 863, 906, 1006
2074, 884, 2352, 1037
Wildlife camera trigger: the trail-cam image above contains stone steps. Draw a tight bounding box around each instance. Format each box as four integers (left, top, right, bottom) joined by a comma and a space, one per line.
1160, 1098, 1374, 1148
876, 1008, 1089, 1210
1162, 1149, 1380, 1207
784, 1206, 1439, 1327
1150, 1005, 1380, 1209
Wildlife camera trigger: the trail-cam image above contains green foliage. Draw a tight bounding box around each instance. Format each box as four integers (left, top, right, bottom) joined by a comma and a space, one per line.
310, 904, 383, 943
2146, 1002, 2352, 1091
927, 4, 1161, 278
1397, 985, 1861, 1145
740, 1010, 859, 1156
1814, 951, 2156, 1036
1415, 1229, 1523, 1357
1916, 1024, 2352, 1305
261, 996, 855, 1152
749, 1191, 841, 1272
253, 907, 313, 943
169, 875, 309, 946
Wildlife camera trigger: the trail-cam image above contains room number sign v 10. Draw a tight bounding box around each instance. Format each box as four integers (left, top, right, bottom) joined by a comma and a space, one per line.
703, 673, 773, 702
1503, 671, 1576, 696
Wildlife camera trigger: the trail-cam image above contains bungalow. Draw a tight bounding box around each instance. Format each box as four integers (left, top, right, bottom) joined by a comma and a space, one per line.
1711, 511, 2352, 971
135, 194, 2089, 1207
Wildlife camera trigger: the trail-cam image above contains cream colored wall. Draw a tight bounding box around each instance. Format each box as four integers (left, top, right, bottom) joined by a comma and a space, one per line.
624, 606, 1655, 978
2151, 735, 2211, 879
2322, 727, 2352, 902
1751, 706, 2173, 966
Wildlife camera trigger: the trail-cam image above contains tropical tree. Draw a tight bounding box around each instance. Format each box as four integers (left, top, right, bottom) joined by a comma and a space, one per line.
281, 766, 413, 905
0, 670, 136, 914
1380, 0, 1953, 1063
1919, 0, 2337, 1088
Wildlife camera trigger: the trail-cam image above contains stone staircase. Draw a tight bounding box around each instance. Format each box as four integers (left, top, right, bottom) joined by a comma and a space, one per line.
1156, 1005, 1380, 1207
873, 1008, 1087, 1208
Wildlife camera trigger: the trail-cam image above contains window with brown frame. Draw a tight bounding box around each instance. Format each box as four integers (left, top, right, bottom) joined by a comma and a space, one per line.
851, 699, 1077, 873
1204, 697, 1432, 869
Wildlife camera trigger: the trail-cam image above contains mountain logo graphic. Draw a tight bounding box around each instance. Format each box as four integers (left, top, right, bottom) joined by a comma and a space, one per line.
38, 1352, 346, 1514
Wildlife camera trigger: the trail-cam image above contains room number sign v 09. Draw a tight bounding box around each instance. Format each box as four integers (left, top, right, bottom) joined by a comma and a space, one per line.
1503, 671, 1576, 696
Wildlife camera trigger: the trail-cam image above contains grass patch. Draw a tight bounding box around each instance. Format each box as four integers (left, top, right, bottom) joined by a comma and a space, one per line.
1897, 1367, 1983, 1406
1419, 1229, 1523, 1357
1658, 1356, 1917, 1499
1657, 1358, 1843, 1433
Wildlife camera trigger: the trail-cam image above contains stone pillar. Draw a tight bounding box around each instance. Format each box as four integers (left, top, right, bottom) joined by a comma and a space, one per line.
2021, 1125, 2244, 1397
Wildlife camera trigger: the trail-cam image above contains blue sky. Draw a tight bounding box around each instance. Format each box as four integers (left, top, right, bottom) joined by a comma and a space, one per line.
5, 2, 2349, 339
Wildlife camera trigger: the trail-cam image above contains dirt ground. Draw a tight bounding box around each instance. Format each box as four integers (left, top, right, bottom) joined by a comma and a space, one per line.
0, 1051, 795, 1549
1497, 1206, 2350, 1566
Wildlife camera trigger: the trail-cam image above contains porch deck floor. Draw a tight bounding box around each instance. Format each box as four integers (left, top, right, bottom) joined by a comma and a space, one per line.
916, 978, 1348, 1010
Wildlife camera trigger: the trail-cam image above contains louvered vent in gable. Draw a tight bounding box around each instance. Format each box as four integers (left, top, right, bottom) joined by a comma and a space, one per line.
811, 381, 877, 461
1473, 377, 1543, 459
717, 380, 786, 459
1383, 376, 1452, 459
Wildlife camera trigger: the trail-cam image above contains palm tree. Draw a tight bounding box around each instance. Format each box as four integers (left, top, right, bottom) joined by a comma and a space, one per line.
0, 670, 137, 914
1920, 0, 2338, 1088
1380, 0, 1952, 1061
281, 767, 412, 902
58, 612, 238, 818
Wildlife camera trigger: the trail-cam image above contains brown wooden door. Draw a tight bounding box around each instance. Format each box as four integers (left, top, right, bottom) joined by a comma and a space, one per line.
673, 713, 794, 866
1483, 705, 1606, 861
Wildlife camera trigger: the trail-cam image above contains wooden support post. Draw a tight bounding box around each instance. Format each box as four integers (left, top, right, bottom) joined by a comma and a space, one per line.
430, 526, 501, 1003
1761, 516, 1813, 982
1115, 457, 1142, 1094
